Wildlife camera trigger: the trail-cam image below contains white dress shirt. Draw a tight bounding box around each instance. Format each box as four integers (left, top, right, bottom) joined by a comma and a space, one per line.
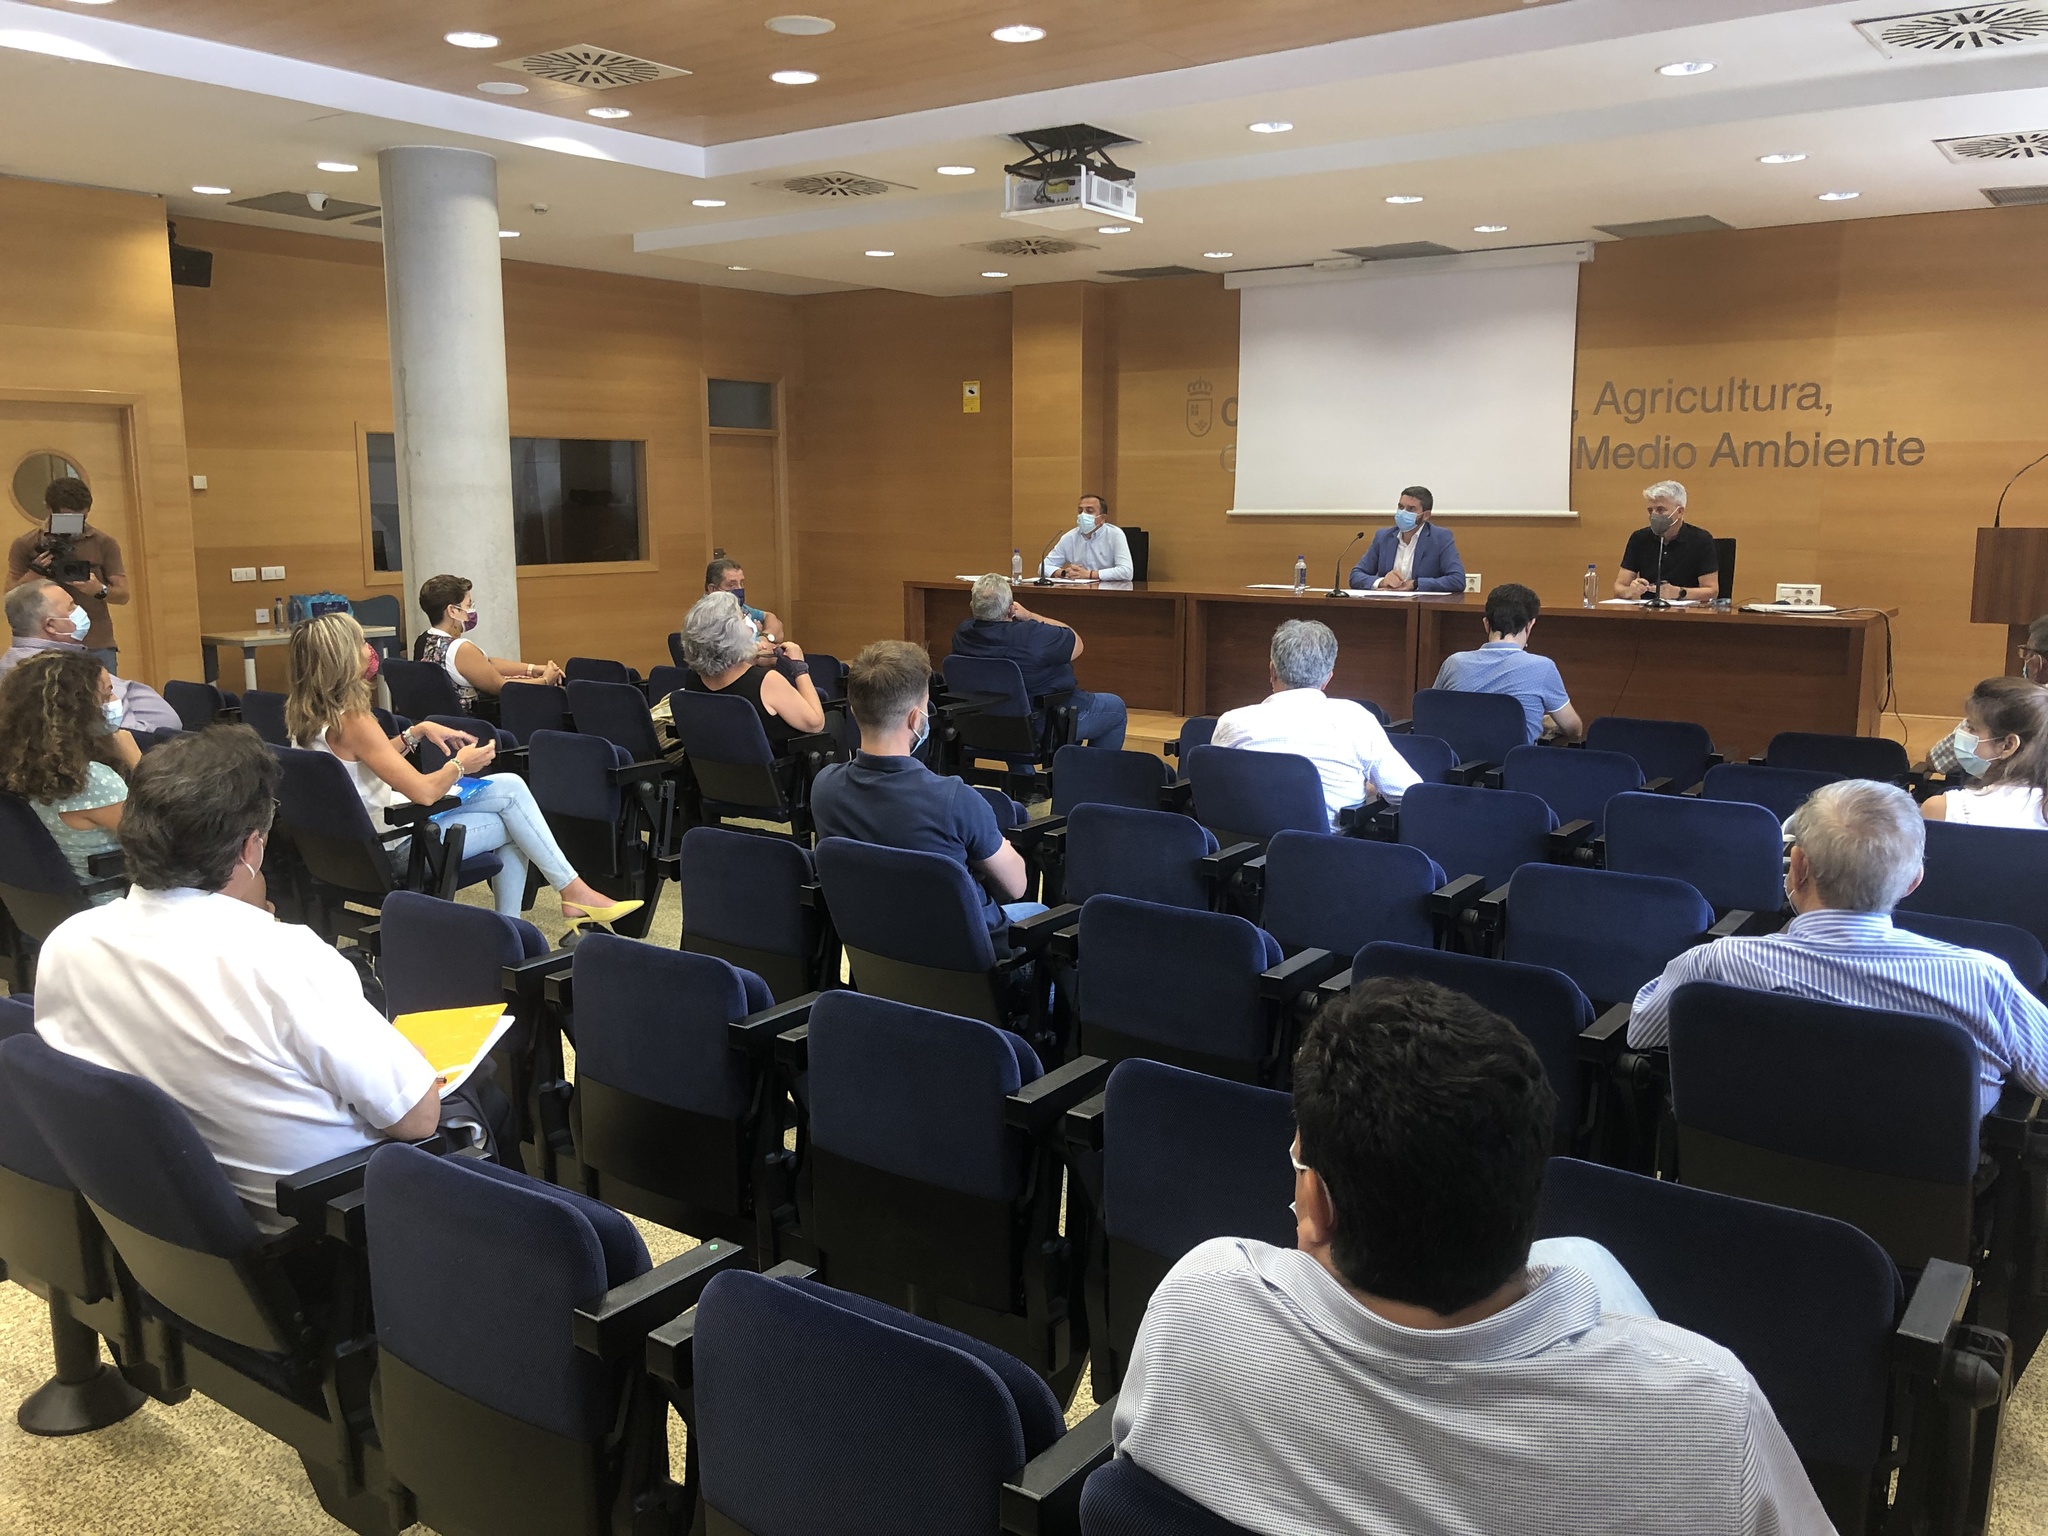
1041, 523, 1134, 581
1212, 687, 1421, 819
1391, 530, 1418, 582
1113, 1238, 1832, 1536
34, 887, 436, 1230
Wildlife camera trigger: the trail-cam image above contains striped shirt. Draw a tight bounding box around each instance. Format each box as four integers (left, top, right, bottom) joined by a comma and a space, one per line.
1113, 1238, 1831, 1536
1628, 909, 2048, 1114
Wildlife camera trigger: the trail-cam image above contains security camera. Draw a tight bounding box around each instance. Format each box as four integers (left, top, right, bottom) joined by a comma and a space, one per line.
306, 191, 328, 212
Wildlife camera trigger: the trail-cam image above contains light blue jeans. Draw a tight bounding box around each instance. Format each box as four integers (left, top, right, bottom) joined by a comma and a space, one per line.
431, 773, 579, 917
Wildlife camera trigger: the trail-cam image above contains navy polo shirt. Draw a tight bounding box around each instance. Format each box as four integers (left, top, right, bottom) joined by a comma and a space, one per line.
950, 617, 1078, 698
811, 752, 1007, 931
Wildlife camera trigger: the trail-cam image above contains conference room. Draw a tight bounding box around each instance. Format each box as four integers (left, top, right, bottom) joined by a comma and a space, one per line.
4, 1, 2048, 1532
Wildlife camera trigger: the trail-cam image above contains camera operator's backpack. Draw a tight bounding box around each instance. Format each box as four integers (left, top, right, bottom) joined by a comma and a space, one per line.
287, 591, 352, 624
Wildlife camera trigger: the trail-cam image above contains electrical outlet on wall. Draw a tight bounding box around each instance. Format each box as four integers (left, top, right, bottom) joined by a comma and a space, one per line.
261, 565, 286, 581
1464, 573, 1482, 593
1775, 583, 1823, 606
230, 567, 257, 583
255, 607, 272, 626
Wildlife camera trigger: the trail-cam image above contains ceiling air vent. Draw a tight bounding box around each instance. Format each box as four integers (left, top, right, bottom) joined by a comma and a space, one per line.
1594, 214, 1733, 239
1983, 183, 2048, 204
498, 44, 689, 89
1938, 129, 2048, 160
772, 172, 907, 197
1853, 7, 2048, 57
228, 191, 378, 221
1100, 265, 1208, 279
967, 236, 1094, 257
1336, 241, 1461, 260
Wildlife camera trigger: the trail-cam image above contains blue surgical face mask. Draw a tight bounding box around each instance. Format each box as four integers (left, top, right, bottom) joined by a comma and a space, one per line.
910, 709, 930, 757
1393, 507, 1419, 533
1953, 726, 1998, 778
67, 605, 90, 642
99, 698, 123, 734
1076, 511, 1098, 535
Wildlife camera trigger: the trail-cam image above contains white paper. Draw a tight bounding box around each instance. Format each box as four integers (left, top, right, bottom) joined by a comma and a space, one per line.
1599, 598, 1700, 608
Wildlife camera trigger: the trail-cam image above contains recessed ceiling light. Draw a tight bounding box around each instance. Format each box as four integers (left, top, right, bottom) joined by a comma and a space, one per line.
316, 161, 358, 174
727, 265, 751, 271
1657, 60, 1714, 76
1758, 152, 1807, 165
865, 249, 895, 257
692, 198, 726, 208
770, 69, 819, 84
586, 106, 632, 120
478, 80, 528, 95
1098, 225, 1132, 234
1384, 195, 1424, 205
981, 270, 1009, 278
765, 14, 836, 35
1248, 121, 1293, 134
444, 31, 499, 49
191, 185, 232, 196
992, 24, 1047, 43
1818, 190, 1860, 201
936, 165, 976, 176
1473, 224, 1508, 233
499, 229, 519, 238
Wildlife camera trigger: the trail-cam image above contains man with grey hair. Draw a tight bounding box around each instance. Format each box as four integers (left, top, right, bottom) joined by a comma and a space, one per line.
1628, 779, 2048, 1114
948, 572, 1127, 749
2, 578, 179, 733
1615, 479, 1720, 603
1212, 619, 1419, 822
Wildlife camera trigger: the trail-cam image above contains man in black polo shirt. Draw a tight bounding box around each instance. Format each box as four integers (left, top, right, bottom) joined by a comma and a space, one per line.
810, 639, 1043, 931
1614, 480, 1719, 603
947, 573, 1128, 749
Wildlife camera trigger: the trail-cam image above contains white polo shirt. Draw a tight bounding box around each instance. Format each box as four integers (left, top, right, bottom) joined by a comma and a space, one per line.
1212, 687, 1422, 819
34, 887, 436, 1231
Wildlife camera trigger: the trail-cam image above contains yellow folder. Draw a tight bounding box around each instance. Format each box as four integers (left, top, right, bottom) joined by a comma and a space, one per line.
391, 1004, 514, 1095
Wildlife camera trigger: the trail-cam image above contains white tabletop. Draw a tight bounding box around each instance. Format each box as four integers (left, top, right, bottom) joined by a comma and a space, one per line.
201, 625, 397, 647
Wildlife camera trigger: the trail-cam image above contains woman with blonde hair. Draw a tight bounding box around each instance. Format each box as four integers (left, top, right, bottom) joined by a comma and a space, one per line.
286, 612, 639, 926
1925, 674, 2048, 829
0, 649, 136, 899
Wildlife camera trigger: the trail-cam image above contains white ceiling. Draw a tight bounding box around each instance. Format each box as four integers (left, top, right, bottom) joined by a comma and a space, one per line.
0, 0, 2044, 297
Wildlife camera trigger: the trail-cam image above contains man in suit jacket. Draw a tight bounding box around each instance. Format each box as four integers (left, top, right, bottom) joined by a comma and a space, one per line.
1348, 486, 1467, 594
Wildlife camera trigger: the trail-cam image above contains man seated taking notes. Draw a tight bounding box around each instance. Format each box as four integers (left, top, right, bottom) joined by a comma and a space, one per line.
1434, 583, 1583, 744
1616, 479, 1718, 602
1348, 486, 1466, 594
1042, 493, 1133, 582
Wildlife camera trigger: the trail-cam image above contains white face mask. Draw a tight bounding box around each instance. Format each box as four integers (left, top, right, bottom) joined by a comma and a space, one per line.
99, 699, 124, 733
65, 606, 90, 643
1076, 511, 1098, 535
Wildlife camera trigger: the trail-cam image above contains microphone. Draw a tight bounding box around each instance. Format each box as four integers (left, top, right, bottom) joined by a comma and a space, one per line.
1032, 526, 1070, 587
1994, 449, 2048, 528
1645, 529, 1669, 609
1328, 531, 1368, 598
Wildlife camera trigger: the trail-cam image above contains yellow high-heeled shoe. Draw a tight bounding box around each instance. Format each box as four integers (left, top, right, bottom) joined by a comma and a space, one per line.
562, 897, 644, 932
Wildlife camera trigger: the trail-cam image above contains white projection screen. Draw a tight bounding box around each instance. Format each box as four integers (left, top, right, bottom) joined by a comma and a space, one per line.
1229, 247, 1589, 518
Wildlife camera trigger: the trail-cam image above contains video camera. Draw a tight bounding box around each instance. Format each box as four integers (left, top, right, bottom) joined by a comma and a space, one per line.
35, 511, 94, 586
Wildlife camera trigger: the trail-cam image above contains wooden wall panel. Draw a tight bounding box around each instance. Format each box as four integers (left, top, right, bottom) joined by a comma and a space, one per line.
0, 176, 200, 685
789, 288, 1011, 657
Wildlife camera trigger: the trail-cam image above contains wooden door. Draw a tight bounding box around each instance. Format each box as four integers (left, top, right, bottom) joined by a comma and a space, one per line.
0, 400, 138, 641
708, 432, 785, 625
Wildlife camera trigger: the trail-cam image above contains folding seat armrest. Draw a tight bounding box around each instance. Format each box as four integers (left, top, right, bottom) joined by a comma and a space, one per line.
1317, 966, 1353, 1002
1472, 883, 1511, 945
1001, 1401, 1116, 1536
798, 880, 828, 913
606, 758, 673, 785
1006, 816, 1066, 855
1046, 922, 1081, 967
1705, 910, 1753, 941
1578, 1003, 1635, 1067
543, 971, 573, 1012
1893, 1258, 1982, 1381
1983, 1087, 2047, 1161
383, 797, 461, 826
1547, 820, 1596, 861
1642, 776, 1674, 794
1008, 903, 1081, 956
1261, 947, 1346, 1002
1233, 854, 1267, 902
1429, 873, 1487, 919
772, 1022, 808, 1073
573, 1241, 751, 1363
1384, 717, 1413, 734
1198, 841, 1261, 890
494, 745, 529, 767
727, 993, 820, 1059
1335, 794, 1392, 839
1445, 758, 1495, 787
1006, 1056, 1112, 1136
1063, 1092, 1106, 1154
275, 1135, 448, 1233
1746, 753, 1766, 766
1158, 778, 1193, 814
85, 848, 127, 879
1680, 782, 1704, 797
645, 1260, 819, 1387
502, 948, 575, 1007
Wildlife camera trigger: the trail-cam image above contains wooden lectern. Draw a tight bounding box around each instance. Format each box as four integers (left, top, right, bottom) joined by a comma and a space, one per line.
1974, 528, 2048, 673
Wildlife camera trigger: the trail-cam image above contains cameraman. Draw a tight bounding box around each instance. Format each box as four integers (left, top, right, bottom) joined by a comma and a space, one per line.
7, 476, 127, 673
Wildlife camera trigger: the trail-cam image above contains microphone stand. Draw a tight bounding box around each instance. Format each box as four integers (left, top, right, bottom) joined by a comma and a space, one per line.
1644, 531, 1670, 609
1031, 528, 1069, 587
1328, 531, 1369, 598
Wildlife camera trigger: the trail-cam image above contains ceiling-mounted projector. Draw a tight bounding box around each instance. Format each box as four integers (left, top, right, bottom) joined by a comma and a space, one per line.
1002, 124, 1141, 229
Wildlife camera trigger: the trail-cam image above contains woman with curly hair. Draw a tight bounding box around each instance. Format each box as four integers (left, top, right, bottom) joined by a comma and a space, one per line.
287, 611, 639, 927
0, 649, 137, 899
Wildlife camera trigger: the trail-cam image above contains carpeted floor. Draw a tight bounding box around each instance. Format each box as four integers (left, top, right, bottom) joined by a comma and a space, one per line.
0, 878, 2041, 1532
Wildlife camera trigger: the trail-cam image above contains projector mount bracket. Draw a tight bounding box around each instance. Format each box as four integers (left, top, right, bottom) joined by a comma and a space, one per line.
1003, 124, 1137, 184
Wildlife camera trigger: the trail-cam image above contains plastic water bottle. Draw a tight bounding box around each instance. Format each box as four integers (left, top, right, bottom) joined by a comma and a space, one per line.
1582, 564, 1598, 608
1011, 548, 1023, 582
1293, 554, 1308, 594
272, 597, 285, 630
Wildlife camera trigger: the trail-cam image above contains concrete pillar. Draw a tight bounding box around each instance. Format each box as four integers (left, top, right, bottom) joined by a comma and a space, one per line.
378, 145, 519, 653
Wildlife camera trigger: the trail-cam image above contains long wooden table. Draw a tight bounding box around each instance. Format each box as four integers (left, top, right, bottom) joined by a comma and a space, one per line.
903, 580, 1893, 761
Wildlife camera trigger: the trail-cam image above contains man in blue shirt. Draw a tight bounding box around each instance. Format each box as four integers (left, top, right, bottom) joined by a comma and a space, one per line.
705, 555, 784, 645
810, 639, 1041, 932
1432, 583, 1582, 744
1629, 779, 2048, 1116
948, 574, 1128, 749
1348, 486, 1466, 594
